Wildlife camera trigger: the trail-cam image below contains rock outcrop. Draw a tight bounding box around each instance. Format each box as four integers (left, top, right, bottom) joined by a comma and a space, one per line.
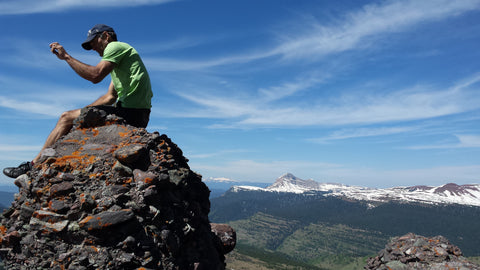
0, 107, 235, 269
365, 233, 480, 270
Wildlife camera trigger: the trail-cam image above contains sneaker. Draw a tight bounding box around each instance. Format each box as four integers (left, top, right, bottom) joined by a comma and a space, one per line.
3, 161, 32, 179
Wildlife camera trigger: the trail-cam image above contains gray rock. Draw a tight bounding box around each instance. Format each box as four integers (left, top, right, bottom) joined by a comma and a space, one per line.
114, 144, 148, 167
0, 107, 229, 270
365, 233, 480, 270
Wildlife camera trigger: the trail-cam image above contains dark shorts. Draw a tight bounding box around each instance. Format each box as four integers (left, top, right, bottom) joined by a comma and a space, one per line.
92, 104, 151, 128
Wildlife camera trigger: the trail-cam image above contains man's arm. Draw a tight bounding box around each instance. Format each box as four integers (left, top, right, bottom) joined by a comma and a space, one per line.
50, 42, 115, 84
88, 81, 118, 106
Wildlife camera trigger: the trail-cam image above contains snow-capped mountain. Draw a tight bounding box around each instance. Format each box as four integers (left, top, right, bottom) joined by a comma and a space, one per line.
204, 177, 239, 183
232, 173, 480, 207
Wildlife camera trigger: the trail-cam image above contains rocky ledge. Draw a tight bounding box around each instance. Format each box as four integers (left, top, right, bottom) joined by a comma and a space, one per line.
0, 107, 235, 270
365, 232, 479, 270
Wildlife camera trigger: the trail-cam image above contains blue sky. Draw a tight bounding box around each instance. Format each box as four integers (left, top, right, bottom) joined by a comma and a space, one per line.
1, 0, 480, 188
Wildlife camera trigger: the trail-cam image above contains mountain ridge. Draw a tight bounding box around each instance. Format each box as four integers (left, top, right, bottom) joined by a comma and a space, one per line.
231, 173, 480, 207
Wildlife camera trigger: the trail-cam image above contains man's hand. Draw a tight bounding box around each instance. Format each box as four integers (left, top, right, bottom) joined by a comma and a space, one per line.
50, 42, 69, 60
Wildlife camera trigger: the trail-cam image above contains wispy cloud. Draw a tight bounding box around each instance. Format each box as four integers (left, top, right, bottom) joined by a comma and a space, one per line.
139, 0, 480, 74
144, 50, 273, 72
0, 0, 175, 15
172, 73, 480, 128
171, 91, 257, 119
308, 126, 416, 143
0, 75, 105, 118
0, 144, 41, 162
139, 35, 235, 55
188, 149, 251, 159
272, 0, 480, 60
0, 96, 65, 117
5, 0, 479, 73
0, 37, 109, 70
0, 144, 41, 152
409, 134, 480, 149
457, 135, 480, 147
143, 0, 480, 71
258, 72, 330, 102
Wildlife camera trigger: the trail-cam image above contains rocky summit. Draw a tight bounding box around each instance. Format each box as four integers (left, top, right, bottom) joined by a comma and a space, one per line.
365, 233, 480, 270
0, 107, 235, 270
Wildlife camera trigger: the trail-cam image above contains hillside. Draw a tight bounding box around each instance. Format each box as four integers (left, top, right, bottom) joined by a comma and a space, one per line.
228, 212, 389, 257
210, 174, 480, 270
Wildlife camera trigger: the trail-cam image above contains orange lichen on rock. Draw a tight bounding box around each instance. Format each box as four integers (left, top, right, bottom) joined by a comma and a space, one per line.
89, 172, 104, 179
82, 128, 99, 137
0, 225, 7, 236
79, 216, 94, 226
52, 150, 98, 172
144, 177, 154, 184
117, 125, 131, 138
89, 245, 99, 253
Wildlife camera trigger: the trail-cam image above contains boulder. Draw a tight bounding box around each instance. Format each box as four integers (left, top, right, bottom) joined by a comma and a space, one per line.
0, 107, 235, 270
365, 233, 480, 269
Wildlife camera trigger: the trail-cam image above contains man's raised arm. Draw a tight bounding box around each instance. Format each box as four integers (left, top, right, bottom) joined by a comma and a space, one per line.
50, 42, 114, 84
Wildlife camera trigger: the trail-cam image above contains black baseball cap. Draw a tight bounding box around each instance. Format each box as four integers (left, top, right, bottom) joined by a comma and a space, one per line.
81, 24, 115, 50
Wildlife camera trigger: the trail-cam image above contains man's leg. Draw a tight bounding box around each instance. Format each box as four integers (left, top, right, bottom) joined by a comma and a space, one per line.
33, 108, 81, 163
3, 108, 81, 178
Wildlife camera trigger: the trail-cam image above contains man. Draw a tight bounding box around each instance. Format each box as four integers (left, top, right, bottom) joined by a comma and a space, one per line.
3, 24, 153, 178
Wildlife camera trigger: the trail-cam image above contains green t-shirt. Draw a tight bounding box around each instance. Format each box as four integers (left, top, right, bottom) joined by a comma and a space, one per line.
102, 42, 153, 109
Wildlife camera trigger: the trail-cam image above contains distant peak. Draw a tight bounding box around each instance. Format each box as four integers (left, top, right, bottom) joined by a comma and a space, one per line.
277, 173, 301, 181
278, 172, 297, 180
434, 183, 479, 196
267, 173, 322, 193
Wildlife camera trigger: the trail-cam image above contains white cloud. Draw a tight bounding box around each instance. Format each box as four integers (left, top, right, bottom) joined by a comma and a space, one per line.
0, 0, 175, 15
0, 96, 65, 117
172, 92, 257, 119
0, 75, 106, 118
273, 0, 480, 60
457, 135, 480, 147
188, 149, 251, 159
143, 0, 480, 71
0, 89, 104, 118
0, 145, 40, 162
409, 134, 480, 149
258, 72, 329, 102
144, 50, 273, 72
173, 74, 480, 129
0, 144, 41, 152
309, 126, 416, 143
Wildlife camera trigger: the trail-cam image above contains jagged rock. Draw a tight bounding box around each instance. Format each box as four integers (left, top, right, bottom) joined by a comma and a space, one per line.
78, 209, 135, 231
211, 223, 236, 254
365, 233, 480, 270
0, 106, 235, 269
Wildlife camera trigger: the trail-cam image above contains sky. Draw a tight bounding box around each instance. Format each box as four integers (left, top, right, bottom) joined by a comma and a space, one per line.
1, 0, 480, 188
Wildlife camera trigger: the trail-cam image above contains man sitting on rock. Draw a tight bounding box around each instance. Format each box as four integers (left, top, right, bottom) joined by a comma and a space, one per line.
3, 24, 153, 179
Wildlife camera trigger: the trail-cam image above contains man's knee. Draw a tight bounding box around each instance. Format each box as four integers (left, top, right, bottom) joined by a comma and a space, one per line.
59, 109, 80, 125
